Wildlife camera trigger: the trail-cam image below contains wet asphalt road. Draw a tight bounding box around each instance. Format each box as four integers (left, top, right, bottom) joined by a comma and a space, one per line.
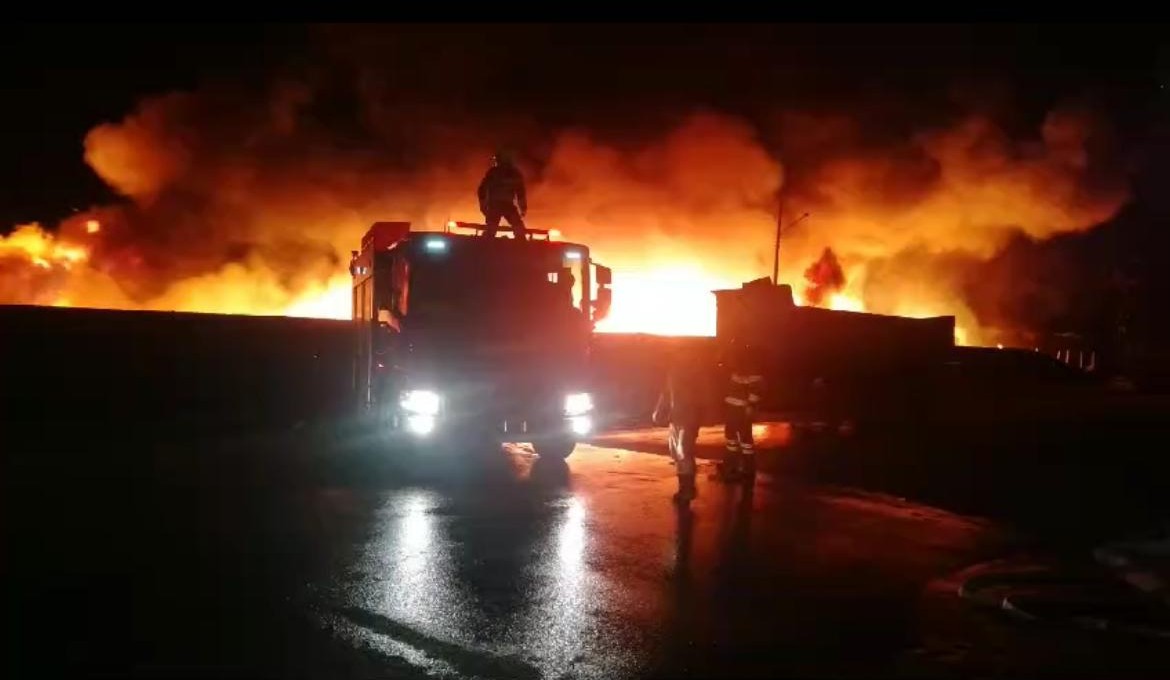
7, 424, 1166, 678
308, 442, 1010, 679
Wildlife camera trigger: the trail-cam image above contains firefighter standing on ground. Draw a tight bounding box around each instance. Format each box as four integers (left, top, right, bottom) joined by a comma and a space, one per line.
654, 347, 708, 504
478, 149, 528, 239
717, 340, 764, 483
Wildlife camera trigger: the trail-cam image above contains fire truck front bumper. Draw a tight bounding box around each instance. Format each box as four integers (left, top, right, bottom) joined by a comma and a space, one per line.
393, 388, 594, 442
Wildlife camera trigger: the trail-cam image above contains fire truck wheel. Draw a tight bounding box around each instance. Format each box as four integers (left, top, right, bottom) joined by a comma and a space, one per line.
533, 437, 576, 460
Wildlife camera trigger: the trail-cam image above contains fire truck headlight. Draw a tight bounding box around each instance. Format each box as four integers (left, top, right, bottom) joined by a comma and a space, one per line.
405, 414, 436, 436
401, 389, 441, 416
564, 392, 593, 416
569, 415, 592, 436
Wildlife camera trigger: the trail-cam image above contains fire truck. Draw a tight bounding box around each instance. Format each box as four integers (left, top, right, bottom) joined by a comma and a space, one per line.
350, 221, 613, 459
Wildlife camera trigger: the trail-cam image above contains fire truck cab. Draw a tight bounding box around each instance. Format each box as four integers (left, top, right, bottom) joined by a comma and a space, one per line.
350, 221, 613, 459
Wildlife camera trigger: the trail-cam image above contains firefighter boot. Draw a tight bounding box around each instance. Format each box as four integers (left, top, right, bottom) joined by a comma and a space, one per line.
672, 473, 697, 505
714, 452, 743, 482
741, 455, 757, 484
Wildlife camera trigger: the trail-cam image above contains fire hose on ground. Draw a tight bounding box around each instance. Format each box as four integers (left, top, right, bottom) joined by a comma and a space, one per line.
955, 533, 1170, 640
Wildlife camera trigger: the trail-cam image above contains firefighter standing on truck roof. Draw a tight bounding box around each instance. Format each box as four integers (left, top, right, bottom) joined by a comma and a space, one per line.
653, 346, 707, 504
478, 149, 528, 240
716, 339, 763, 484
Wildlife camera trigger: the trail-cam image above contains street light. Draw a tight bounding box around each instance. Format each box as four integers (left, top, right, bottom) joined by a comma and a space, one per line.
772, 211, 810, 284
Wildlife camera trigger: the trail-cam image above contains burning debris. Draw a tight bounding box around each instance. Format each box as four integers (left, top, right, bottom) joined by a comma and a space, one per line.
0, 224, 92, 306
802, 247, 846, 308
0, 224, 88, 272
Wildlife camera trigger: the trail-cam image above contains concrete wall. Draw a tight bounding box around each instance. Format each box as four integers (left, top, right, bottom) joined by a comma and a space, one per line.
2, 306, 354, 434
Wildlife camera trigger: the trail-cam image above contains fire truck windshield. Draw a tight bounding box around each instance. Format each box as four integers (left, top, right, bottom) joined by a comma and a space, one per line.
408, 243, 584, 330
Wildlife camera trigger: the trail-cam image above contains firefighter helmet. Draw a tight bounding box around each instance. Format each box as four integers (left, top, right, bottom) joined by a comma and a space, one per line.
492, 148, 515, 166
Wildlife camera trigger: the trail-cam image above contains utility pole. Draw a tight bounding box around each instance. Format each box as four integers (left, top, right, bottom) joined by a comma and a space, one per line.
772, 204, 810, 285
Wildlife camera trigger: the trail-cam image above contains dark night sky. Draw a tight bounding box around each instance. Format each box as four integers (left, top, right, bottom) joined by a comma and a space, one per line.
1, 23, 306, 224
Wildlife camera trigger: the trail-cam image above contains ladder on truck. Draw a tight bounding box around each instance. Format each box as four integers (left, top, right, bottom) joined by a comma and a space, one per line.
445, 221, 555, 241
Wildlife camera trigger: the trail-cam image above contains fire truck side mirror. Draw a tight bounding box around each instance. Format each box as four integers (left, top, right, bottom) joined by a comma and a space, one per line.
593, 287, 613, 322
595, 264, 612, 286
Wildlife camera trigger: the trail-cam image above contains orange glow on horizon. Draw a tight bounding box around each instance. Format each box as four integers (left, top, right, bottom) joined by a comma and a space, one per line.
3, 222, 979, 345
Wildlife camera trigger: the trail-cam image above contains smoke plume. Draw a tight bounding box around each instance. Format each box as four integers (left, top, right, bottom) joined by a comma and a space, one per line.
0, 38, 1132, 342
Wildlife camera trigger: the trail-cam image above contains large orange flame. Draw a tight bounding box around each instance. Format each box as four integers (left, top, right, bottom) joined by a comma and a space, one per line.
0, 224, 89, 272
0, 97, 1126, 349
0, 221, 975, 344
594, 266, 735, 337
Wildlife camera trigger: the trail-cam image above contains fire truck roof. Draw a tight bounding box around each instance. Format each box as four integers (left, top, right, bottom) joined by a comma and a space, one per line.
360, 221, 586, 254
403, 233, 589, 264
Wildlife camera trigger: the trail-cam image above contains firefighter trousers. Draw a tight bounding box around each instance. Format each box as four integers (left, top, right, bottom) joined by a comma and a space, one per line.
724, 404, 754, 457
668, 421, 699, 476
483, 204, 527, 239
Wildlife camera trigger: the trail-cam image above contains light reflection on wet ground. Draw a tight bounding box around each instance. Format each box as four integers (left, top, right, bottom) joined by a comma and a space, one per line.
302, 442, 1003, 679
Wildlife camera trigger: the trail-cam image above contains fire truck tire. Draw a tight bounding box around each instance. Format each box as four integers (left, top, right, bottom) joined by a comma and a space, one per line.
533, 437, 576, 460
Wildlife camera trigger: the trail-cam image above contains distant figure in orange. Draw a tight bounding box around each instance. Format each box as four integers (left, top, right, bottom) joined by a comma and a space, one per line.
477, 149, 528, 240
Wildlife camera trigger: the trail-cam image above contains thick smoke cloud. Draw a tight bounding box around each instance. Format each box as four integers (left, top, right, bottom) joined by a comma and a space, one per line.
0, 27, 1133, 341
771, 103, 1128, 340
